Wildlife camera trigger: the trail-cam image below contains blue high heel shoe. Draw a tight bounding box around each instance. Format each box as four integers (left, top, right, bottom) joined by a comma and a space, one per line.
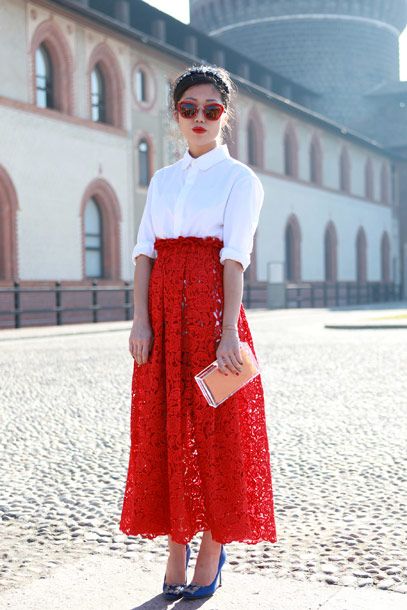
162, 543, 191, 600
182, 544, 227, 600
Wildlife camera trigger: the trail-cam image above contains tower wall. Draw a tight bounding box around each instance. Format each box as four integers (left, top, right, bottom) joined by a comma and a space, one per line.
190, 0, 407, 126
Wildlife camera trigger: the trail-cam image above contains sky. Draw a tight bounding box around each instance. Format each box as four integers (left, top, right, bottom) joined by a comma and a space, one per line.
142, 0, 407, 81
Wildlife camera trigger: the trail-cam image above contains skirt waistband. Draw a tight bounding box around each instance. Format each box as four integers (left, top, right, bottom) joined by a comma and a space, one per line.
154, 236, 224, 251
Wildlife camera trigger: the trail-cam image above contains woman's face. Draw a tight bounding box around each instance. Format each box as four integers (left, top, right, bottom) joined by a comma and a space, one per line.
174, 83, 227, 151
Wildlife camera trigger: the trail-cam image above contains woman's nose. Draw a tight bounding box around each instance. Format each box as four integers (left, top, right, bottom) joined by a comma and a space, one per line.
195, 107, 206, 119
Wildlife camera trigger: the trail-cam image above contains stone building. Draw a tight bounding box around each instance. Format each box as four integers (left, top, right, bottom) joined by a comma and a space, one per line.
0, 0, 405, 327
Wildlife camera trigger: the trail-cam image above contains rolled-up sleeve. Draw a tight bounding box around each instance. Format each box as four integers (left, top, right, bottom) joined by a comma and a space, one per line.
132, 174, 157, 264
219, 173, 264, 272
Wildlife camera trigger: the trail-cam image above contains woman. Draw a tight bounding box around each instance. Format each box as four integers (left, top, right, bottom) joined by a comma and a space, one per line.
119, 64, 277, 600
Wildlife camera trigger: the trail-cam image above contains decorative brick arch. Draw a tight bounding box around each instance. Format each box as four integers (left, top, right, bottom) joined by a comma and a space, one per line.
0, 165, 19, 280
80, 179, 122, 279
284, 122, 299, 178
380, 162, 390, 205
324, 221, 337, 282
246, 107, 264, 169
135, 132, 155, 186
284, 213, 301, 282
223, 110, 238, 160
365, 157, 374, 200
380, 230, 390, 282
310, 134, 323, 185
30, 18, 74, 114
87, 42, 124, 128
356, 226, 367, 284
339, 145, 351, 193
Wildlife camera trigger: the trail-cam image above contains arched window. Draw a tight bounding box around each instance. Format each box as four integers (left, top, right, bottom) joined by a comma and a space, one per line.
365, 158, 374, 200
0, 165, 19, 280
223, 111, 238, 159
310, 136, 322, 185
246, 110, 264, 168
88, 42, 124, 128
381, 231, 390, 283
339, 147, 351, 193
165, 78, 172, 107
380, 162, 390, 204
284, 126, 298, 178
84, 197, 103, 278
284, 214, 301, 282
81, 179, 121, 280
324, 222, 337, 282
138, 138, 150, 186
30, 19, 74, 114
91, 65, 106, 123
135, 68, 147, 103
35, 43, 53, 108
247, 120, 258, 166
356, 227, 367, 284
285, 224, 295, 281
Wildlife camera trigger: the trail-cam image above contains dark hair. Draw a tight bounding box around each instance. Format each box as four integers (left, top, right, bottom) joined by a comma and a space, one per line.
169, 63, 237, 144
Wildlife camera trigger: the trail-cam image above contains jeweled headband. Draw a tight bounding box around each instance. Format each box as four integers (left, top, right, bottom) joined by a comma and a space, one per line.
174, 67, 230, 106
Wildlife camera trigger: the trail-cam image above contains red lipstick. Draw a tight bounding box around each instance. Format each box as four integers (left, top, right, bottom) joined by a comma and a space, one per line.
192, 127, 207, 133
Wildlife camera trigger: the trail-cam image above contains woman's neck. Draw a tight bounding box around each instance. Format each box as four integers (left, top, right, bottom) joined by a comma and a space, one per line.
188, 141, 219, 159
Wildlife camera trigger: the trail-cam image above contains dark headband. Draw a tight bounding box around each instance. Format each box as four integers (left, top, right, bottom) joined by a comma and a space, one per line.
174, 68, 230, 104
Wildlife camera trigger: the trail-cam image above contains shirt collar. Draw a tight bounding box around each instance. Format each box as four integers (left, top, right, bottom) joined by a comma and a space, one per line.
180, 143, 230, 171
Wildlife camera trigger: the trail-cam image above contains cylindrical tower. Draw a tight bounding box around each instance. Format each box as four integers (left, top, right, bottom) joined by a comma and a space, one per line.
190, 0, 407, 125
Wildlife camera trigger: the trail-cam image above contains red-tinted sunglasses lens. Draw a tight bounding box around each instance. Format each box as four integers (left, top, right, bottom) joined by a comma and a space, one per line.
204, 104, 224, 120
177, 102, 224, 121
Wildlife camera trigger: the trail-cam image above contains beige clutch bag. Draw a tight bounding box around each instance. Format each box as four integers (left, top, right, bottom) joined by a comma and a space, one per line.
194, 341, 260, 408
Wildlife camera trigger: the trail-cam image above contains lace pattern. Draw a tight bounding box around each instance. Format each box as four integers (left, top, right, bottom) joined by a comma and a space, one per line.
119, 236, 277, 544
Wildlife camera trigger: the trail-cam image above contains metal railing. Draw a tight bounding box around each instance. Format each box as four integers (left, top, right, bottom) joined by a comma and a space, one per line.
0, 280, 402, 329
285, 281, 402, 308
0, 280, 263, 329
0, 281, 132, 328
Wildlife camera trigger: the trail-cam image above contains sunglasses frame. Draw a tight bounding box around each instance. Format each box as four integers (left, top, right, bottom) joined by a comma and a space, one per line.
176, 100, 225, 121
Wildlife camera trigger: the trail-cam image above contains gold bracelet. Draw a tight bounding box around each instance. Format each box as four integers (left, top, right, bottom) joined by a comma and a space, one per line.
222, 324, 238, 331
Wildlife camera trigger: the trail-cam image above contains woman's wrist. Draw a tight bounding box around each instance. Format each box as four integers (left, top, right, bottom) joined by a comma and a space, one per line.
222, 323, 238, 332
133, 312, 150, 325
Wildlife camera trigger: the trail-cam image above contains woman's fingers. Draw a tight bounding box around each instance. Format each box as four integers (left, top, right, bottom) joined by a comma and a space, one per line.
217, 349, 243, 375
129, 337, 153, 365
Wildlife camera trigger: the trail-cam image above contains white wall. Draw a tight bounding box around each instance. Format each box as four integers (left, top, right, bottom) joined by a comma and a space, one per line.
0, 104, 131, 280
257, 175, 393, 282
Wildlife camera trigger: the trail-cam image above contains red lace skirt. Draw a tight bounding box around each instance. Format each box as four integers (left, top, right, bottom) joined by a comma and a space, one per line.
119, 235, 277, 544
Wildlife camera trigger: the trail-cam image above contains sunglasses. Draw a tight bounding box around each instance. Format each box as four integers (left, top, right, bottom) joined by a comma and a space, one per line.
177, 100, 225, 121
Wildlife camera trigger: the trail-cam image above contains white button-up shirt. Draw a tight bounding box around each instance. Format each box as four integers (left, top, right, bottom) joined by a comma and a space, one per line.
132, 143, 264, 272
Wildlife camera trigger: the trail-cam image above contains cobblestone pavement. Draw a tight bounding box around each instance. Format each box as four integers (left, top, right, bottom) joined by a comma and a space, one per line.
1, 309, 406, 595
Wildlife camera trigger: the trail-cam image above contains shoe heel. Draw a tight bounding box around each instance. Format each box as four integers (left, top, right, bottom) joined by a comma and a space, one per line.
182, 543, 227, 599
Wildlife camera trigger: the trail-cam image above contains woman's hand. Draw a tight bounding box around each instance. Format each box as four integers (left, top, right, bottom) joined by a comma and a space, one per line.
129, 316, 154, 365
216, 330, 244, 375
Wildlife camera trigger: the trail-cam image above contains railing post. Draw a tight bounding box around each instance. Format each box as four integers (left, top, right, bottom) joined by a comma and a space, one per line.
55, 281, 62, 325
14, 281, 20, 329
124, 281, 131, 321
92, 280, 98, 323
